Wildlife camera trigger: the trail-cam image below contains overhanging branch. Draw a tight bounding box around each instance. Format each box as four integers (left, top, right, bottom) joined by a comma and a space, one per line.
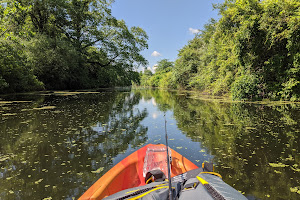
87, 53, 119, 67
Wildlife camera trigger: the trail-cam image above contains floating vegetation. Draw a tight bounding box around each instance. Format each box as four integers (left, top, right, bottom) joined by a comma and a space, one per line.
285, 155, 294, 161
0, 101, 32, 104
33, 106, 56, 110
43, 197, 53, 200
53, 91, 100, 96
269, 163, 289, 168
0, 154, 10, 162
35, 179, 43, 184
2, 113, 17, 116
291, 167, 300, 172
223, 123, 234, 126
91, 167, 104, 174
245, 126, 256, 130
290, 187, 300, 194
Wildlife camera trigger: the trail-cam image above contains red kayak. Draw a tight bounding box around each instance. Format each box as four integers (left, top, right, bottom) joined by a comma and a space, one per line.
79, 144, 248, 200
79, 144, 198, 199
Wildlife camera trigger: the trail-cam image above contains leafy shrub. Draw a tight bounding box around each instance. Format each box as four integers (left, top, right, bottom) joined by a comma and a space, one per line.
149, 75, 161, 87
159, 72, 174, 88
0, 39, 44, 93
0, 76, 9, 91
278, 78, 300, 101
231, 74, 258, 100
189, 75, 206, 90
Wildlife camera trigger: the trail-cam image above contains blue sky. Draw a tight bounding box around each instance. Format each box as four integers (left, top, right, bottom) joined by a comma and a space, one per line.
111, 0, 224, 72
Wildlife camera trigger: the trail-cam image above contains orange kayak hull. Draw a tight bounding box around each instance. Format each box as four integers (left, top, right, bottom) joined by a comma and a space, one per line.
79, 144, 198, 200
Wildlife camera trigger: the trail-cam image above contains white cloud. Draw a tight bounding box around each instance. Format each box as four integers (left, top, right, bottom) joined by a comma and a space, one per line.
151, 51, 161, 57
152, 99, 157, 106
152, 113, 158, 119
189, 28, 200, 34
153, 64, 158, 72
146, 64, 158, 73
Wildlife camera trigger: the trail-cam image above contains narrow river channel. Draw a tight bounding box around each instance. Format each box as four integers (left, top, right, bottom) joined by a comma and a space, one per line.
0, 89, 299, 199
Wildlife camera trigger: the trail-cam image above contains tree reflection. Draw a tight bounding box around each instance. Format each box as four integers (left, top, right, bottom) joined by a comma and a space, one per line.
0, 91, 148, 199
134, 89, 300, 200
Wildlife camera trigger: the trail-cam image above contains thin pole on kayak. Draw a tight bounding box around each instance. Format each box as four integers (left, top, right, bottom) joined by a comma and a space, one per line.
164, 112, 173, 200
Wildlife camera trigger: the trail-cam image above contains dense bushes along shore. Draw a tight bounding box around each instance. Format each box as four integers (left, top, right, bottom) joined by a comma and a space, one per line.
140, 0, 300, 101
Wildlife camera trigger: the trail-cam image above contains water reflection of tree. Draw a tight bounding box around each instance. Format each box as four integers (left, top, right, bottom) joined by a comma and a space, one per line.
175, 100, 300, 200
134, 89, 300, 200
0, 91, 148, 199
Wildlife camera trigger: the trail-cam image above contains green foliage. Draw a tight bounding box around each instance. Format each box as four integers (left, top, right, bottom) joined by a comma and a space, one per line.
170, 0, 300, 101
140, 69, 153, 87
26, 34, 80, 89
159, 71, 174, 88
138, 59, 175, 88
173, 35, 206, 88
0, 38, 44, 93
155, 59, 173, 73
278, 78, 300, 101
129, 71, 141, 85
0, 0, 148, 93
0, 75, 9, 91
231, 74, 258, 100
149, 74, 161, 87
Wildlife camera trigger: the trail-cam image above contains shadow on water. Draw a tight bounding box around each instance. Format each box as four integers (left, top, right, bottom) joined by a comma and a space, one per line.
0, 89, 299, 200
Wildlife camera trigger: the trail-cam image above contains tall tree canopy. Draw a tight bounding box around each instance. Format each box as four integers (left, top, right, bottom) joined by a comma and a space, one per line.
0, 0, 148, 93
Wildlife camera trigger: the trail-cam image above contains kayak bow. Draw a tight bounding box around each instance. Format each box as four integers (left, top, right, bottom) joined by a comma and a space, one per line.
79, 144, 247, 200
79, 144, 198, 199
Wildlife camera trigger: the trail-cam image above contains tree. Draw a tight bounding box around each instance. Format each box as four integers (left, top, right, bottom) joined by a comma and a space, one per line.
172, 0, 300, 100
0, 0, 149, 92
0, 38, 44, 93
155, 59, 173, 73
140, 69, 153, 87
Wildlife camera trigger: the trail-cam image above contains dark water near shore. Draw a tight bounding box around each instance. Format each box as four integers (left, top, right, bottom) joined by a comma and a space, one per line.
0, 89, 299, 200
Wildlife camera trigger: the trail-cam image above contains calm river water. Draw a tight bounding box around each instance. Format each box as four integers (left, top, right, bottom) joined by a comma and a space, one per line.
0, 89, 299, 199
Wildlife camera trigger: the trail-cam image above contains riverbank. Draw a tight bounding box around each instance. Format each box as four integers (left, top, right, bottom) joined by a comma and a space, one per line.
2, 86, 300, 106
133, 86, 300, 105
0, 87, 133, 97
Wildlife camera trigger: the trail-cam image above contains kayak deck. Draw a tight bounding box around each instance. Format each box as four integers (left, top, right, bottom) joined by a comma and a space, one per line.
79, 144, 198, 200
